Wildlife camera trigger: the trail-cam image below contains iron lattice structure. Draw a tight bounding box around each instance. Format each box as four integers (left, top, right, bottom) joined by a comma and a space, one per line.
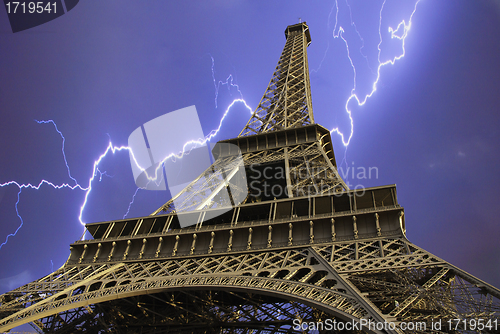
1, 22, 500, 334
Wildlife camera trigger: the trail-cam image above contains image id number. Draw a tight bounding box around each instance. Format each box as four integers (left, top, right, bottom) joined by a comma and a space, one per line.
6, 2, 57, 14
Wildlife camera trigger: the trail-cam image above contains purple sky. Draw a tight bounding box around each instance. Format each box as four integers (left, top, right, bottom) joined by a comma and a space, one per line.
1, 0, 500, 314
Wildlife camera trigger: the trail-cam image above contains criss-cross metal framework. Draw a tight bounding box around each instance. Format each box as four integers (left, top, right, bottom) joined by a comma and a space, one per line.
1, 22, 500, 334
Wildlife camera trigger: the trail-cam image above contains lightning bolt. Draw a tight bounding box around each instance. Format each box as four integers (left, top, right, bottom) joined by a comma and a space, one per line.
211, 55, 245, 109
0, 169, 86, 250
0, 120, 132, 248
0, 63, 253, 247
123, 187, 141, 219
126, 97, 252, 191
328, 0, 421, 147
128, 57, 253, 190
76, 141, 132, 227
128, 57, 253, 188
34, 120, 79, 185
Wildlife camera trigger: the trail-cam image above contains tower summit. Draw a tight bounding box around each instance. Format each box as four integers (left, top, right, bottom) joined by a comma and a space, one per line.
240, 22, 314, 136
1, 23, 500, 333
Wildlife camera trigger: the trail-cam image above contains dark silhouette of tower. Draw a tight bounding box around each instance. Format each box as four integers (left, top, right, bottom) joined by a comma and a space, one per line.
1, 22, 499, 334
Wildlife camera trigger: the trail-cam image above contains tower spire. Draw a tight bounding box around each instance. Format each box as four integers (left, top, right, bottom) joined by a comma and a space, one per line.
239, 22, 314, 137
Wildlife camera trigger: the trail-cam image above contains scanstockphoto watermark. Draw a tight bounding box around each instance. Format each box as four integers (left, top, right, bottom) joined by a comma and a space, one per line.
293, 318, 500, 331
338, 161, 379, 181
247, 162, 379, 199
292, 318, 432, 332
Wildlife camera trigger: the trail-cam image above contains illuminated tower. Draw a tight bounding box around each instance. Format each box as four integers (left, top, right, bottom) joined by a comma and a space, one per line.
1, 22, 500, 333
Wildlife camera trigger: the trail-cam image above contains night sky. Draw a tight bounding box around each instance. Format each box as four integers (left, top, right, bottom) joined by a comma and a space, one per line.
1, 0, 500, 318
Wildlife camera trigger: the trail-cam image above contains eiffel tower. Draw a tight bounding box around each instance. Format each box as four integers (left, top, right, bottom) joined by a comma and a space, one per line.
1, 22, 500, 334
